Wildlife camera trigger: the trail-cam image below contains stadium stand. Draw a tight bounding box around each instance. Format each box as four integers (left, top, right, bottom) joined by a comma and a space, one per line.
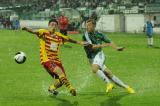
0, 0, 160, 32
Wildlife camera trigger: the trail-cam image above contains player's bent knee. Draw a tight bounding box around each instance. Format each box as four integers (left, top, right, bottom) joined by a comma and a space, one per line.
92, 69, 97, 73
92, 64, 99, 73
54, 66, 65, 77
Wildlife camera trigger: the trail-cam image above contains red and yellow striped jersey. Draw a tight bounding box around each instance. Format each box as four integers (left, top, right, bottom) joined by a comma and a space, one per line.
37, 29, 69, 64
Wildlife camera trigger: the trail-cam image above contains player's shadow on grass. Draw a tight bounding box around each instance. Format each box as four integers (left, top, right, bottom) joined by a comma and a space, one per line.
78, 92, 108, 100
79, 92, 106, 95
100, 93, 129, 106
50, 95, 78, 106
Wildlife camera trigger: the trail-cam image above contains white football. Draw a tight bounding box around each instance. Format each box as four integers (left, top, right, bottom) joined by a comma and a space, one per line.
14, 51, 26, 64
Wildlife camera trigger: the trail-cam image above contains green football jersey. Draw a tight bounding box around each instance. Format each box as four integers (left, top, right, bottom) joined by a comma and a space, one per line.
82, 31, 111, 59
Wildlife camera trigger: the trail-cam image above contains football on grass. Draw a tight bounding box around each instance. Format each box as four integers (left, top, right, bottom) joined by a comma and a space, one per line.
14, 51, 26, 64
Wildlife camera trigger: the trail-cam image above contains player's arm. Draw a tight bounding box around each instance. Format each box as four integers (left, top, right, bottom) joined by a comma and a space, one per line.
22, 27, 39, 35
92, 33, 124, 51
56, 32, 88, 46
64, 34, 89, 46
103, 42, 124, 51
92, 42, 124, 51
68, 38, 88, 46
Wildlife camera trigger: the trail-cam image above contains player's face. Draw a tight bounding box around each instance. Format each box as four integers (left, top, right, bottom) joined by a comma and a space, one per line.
86, 22, 95, 32
48, 22, 58, 32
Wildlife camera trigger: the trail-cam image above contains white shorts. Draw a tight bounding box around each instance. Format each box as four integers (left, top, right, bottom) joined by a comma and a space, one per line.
89, 51, 107, 71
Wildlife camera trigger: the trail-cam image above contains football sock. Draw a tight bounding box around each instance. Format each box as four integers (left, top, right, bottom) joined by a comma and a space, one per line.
111, 75, 128, 88
96, 70, 110, 83
148, 38, 153, 46
49, 84, 56, 91
59, 76, 73, 90
150, 37, 153, 45
54, 79, 63, 89
148, 38, 150, 45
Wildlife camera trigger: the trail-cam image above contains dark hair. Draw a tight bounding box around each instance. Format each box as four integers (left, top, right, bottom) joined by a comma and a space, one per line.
48, 19, 58, 25
86, 19, 96, 25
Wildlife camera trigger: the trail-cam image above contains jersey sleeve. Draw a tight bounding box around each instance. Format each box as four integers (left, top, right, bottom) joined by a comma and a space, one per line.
37, 29, 48, 38
101, 33, 112, 43
55, 32, 69, 41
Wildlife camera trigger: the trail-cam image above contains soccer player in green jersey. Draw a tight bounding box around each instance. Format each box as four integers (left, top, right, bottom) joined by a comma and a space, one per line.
83, 19, 135, 94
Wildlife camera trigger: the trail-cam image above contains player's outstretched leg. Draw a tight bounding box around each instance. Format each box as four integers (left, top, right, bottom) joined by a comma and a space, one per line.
92, 64, 114, 93
103, 68, 135, 94
48, 79, 62, 95
111, 75, 135, 94
59, 75, 76, 96
54, 67, 76, 96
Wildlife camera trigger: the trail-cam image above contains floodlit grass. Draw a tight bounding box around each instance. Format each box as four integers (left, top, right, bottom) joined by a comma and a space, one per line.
0, 29, 160, 106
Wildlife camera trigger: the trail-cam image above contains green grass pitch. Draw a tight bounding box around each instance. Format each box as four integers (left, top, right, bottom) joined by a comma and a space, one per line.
0, 29, 160, 106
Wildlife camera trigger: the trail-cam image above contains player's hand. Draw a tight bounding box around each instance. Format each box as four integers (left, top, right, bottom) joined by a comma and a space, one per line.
117, 47, 125, 51
86, 43, 93, 48
83, 42, 92, 47
83, 42, 92, 46
89, 44, 104, 49
79, 41, 85, 46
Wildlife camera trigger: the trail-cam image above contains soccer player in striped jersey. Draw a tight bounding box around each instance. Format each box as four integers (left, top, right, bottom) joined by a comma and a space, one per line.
22, 19, 86, 96
83, 19, 135, 94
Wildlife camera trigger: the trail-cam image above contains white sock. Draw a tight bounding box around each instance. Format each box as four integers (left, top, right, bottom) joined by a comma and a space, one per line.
111, 75, 128, 88
148, 38, 150, 45
150, 37, 153, 45
96, 70, 110, 83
